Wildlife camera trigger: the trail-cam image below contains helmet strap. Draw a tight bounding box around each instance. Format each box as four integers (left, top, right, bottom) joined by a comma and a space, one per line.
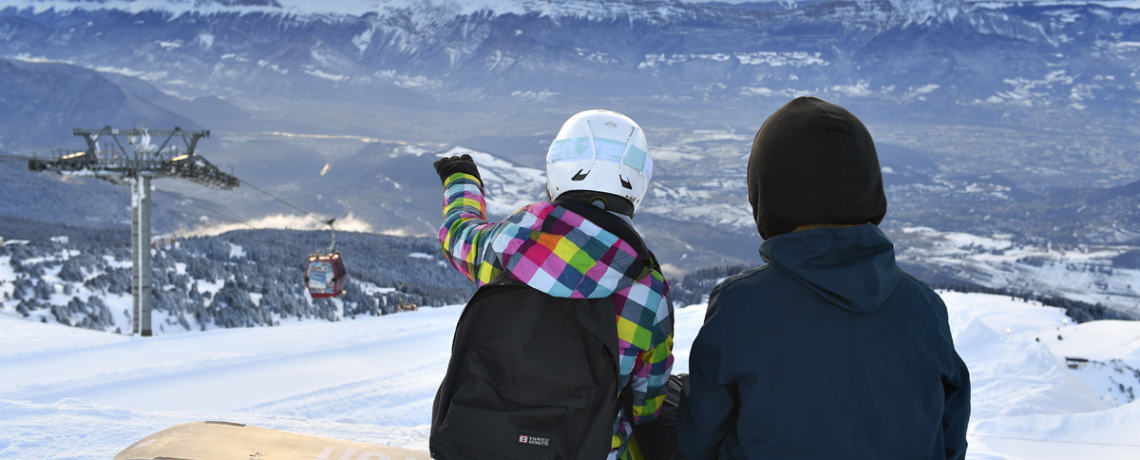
555, 190, 635, 218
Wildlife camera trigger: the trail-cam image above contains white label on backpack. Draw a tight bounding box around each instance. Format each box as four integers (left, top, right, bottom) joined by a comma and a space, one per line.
517, 434, 550, 447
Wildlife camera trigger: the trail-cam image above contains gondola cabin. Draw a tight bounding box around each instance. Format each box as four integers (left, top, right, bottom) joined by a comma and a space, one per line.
305, 251, 346, 298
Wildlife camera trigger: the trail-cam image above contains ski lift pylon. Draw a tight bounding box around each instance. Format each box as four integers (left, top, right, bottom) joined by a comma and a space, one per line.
305, 218, 346, 298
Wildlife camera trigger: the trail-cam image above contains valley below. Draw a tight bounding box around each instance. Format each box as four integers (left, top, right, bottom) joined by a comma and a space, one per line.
1, 0, 1140, 315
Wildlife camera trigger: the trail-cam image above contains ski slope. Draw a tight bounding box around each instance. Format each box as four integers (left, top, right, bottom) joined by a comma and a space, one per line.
3, 293, 1140, 459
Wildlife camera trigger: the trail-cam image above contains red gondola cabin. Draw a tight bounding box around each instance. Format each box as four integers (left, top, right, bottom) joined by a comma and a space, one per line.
305, 251, 346, 298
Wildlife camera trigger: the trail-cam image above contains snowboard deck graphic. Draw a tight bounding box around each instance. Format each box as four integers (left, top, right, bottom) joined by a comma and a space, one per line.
115, 421, 431, 460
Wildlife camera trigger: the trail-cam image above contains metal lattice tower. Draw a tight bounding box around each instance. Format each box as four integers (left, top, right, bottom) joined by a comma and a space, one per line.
29, 126, 239, 336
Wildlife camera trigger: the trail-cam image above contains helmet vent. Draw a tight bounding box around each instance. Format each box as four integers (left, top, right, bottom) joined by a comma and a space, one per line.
620, 176, 633, 189
572, 169, 589, 181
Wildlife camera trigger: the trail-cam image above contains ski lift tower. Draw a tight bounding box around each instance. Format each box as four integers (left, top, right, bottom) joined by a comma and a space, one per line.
29, 127, 239, 336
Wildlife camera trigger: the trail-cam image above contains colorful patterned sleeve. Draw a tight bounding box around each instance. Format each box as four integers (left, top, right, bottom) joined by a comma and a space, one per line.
438, 172, 504, 284
625, 269, 675, 424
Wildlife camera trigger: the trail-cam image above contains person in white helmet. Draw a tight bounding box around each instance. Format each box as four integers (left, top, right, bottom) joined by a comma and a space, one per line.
429, 110, 675, 460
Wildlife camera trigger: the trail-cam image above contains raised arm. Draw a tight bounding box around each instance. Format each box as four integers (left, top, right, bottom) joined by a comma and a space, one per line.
433, 155, 503, 284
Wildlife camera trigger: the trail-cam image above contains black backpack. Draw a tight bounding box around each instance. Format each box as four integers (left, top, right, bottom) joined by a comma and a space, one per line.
430, 277, 622, 460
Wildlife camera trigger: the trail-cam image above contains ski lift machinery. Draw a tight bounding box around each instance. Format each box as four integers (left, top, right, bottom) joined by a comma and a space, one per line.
305, 218, 347, 298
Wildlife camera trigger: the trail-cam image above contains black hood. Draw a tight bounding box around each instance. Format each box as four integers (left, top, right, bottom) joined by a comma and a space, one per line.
747, 97, 887, 239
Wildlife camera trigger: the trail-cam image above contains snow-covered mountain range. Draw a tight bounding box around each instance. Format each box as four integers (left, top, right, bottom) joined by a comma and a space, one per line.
2, 0, 1138, 120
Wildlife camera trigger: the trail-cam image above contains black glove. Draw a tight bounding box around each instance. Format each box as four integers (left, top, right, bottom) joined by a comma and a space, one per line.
432, 154, 482, 186
628, 374, 687, 460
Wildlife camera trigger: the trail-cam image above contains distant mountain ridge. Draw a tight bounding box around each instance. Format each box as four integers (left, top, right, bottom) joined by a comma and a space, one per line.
11, 1, 1134, 22
0, 57, 199, 149
2, 0, 1137, 122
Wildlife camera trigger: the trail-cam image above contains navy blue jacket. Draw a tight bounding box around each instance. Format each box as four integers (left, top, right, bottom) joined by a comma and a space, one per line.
677, 225, 970, 460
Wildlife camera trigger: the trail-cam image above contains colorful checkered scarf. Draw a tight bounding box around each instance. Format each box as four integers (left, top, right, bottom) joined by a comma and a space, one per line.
439, 172, 674, 460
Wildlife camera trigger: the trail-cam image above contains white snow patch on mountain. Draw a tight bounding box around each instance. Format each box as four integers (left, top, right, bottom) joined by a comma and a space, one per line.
973, 1, 1140, 10
1, 0, 380, 16
303, 68, 350, 82
0, 0, 692, 20
639, 51, 827, 69
375, 0, 694, 22
829, 80, 877, 97
353, 26, 377, 55
354, 281, 397, 298
904, 83, 941, 100
180, 213, 375, 237
892, 228, 1140, 315
8, 0, 1079, 25
438, 147, 546, 217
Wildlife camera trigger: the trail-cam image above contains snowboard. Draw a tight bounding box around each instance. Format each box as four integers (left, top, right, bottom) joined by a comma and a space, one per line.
115, 421, 431, 460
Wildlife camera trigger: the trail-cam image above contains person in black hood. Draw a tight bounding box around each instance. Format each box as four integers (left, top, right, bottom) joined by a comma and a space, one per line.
676, 97, 970, 460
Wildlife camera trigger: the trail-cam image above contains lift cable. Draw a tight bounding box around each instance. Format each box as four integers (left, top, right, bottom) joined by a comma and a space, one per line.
151, 188, 260, 232
237, 178, 333, 228
153, 187, 329, 253
0, 155, 44, 162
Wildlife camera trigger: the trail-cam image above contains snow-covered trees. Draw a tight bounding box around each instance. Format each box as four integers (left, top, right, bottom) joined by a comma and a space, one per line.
0, 223, 474, 335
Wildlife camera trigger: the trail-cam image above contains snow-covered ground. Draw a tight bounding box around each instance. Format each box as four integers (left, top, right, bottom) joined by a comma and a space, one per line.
3, 292, 1140, 459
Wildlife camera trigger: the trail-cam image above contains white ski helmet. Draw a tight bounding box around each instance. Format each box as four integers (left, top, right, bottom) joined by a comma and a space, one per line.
546, 110, 653, 214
